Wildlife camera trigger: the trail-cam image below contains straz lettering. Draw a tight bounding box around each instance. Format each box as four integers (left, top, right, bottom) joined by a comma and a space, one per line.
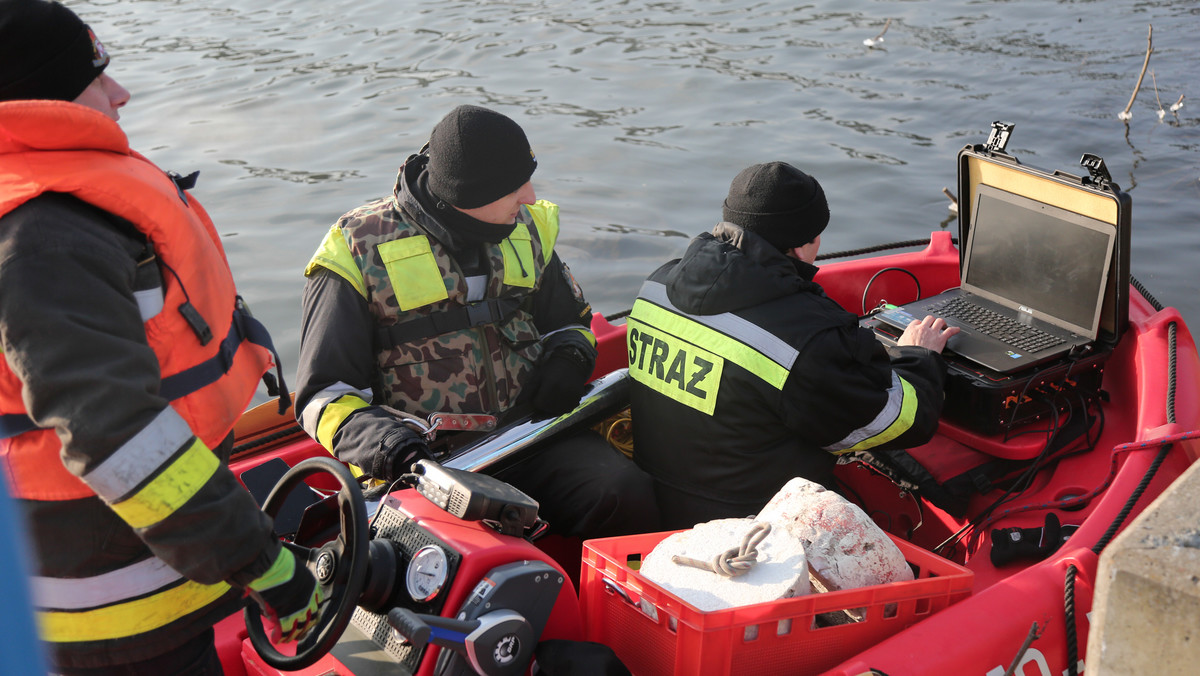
627, 321, 723, 415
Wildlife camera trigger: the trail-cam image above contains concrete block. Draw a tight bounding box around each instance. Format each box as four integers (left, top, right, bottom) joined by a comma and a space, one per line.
758, 477, 913, 592
1086, 459, 1200, 675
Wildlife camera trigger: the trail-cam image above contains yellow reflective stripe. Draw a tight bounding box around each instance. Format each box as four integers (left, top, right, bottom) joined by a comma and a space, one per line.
638, 281, 798, 371
572, 326, 597, 348
247, 547, 294, 592
502, 225, 536, 288
833, 376, 919, 454
108, 439, 218, 529
33, 557, 185, 610
379, 235, 450, 310
630, 298, 789, 390
627, 318, 724, 415
300, 383, 371, 440
316, 394, 370, 452
38, 580, 230, 643
527, 200, 560, 264
306, 225, 366, 298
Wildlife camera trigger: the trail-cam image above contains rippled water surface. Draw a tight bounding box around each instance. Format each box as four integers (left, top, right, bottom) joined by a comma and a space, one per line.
76, 0, 1200, 389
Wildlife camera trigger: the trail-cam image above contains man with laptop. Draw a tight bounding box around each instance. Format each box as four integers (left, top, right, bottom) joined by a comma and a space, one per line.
626, 161, 958, 529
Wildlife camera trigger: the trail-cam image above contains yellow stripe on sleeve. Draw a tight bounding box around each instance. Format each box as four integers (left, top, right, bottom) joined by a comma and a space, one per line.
108, 439, 218, 530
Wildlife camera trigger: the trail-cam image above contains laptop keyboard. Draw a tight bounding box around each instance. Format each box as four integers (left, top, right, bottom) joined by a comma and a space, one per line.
930, 298, 1066, 353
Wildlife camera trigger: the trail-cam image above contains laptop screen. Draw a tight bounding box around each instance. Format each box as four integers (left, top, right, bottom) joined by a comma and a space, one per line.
962, 184, 1115, 337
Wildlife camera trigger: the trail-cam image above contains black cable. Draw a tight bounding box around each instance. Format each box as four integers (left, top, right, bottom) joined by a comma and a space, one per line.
986, 395, 1102, 517
938, 390, 1106, 554
1002, 361, 1063, 442
861, 267, 922, 315
367, 474, 417, 529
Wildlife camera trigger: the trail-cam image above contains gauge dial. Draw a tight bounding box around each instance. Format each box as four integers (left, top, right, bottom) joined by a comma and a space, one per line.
406, 545, 448, 603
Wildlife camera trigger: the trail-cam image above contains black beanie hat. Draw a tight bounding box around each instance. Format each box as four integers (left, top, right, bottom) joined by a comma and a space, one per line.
426, 104, 538, 209
0, 0, 110, 103
721, 162, 830, 251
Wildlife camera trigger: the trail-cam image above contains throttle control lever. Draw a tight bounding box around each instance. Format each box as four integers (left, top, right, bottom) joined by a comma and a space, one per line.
387, 608, 534, 676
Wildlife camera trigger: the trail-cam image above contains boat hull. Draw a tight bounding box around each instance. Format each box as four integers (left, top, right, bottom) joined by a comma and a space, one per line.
219, 232, 1200, 676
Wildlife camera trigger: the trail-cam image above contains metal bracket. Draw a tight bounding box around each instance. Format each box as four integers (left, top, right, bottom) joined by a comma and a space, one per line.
1079, 153, 1113, 187
984, 121, 1015, 153
398, 411, 497, 442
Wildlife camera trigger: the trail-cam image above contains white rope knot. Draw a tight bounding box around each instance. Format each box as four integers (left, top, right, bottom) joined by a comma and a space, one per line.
671, 521, 772, 577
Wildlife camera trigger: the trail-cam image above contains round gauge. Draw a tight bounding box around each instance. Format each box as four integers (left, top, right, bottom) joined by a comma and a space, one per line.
406, 545, 448, 603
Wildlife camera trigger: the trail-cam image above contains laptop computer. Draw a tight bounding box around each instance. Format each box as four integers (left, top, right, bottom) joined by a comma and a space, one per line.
872, 183, 1116, 374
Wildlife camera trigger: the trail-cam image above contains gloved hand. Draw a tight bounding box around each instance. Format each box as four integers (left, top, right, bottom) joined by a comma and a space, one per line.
382, 423, 431, 482
247, 547, 324, 643
528, 345, 593, 416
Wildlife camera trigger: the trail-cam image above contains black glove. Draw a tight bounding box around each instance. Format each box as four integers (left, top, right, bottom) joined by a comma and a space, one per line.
528, 346, 592, 417
246, 547, 324, 643
381, 424, 431, 482
990, 512, 1073, 567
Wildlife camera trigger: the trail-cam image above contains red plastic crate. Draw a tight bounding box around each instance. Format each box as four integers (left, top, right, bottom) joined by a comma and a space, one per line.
581, 530, 974, 676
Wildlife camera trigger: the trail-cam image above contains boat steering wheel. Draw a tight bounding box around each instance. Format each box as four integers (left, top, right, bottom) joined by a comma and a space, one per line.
246, 455, 370, 671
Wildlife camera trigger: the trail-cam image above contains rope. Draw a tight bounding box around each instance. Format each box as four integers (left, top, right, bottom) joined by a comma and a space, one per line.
1167, 322, 1177, 424
598, 410, 635, 459
1065, 567, 1079, 676
1062, 319, 1178, 670
1130, 274, 1164, 313
603, 238, 953, 323
672, 522, 772, 577
816, 237, 955, 262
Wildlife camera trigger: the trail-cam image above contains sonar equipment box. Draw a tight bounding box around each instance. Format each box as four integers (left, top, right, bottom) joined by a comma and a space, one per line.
862, 122, 1131, 437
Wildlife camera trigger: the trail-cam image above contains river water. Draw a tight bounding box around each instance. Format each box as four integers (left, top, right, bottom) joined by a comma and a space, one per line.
76, 0, 1199, 392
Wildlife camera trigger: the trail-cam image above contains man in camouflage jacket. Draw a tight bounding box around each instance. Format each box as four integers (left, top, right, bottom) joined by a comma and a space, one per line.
295, 105, 658, 538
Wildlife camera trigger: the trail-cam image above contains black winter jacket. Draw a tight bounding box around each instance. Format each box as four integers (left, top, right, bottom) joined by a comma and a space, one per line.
628, 223, 947, 527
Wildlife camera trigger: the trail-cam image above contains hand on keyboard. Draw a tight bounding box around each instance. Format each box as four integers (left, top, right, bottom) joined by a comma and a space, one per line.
898, 315, 961, 353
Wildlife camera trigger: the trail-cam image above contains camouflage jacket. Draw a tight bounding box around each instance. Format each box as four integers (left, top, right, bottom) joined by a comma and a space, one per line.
294, 156, 595, 477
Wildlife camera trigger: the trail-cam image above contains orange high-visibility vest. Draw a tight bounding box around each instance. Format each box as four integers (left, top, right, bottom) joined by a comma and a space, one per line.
0, 100, 275, 501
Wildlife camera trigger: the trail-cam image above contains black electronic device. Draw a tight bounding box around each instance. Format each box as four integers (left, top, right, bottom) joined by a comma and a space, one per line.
863, 314, 1108, 436
409, 460, 540, 536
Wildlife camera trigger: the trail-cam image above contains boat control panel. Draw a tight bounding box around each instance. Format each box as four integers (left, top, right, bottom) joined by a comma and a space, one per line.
243, 459, 580, 676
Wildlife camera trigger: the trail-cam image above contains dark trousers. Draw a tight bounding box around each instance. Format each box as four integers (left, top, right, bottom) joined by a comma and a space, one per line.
54, 629, 223, 676
496, 429, 660, 539
651, 479, 763, 532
